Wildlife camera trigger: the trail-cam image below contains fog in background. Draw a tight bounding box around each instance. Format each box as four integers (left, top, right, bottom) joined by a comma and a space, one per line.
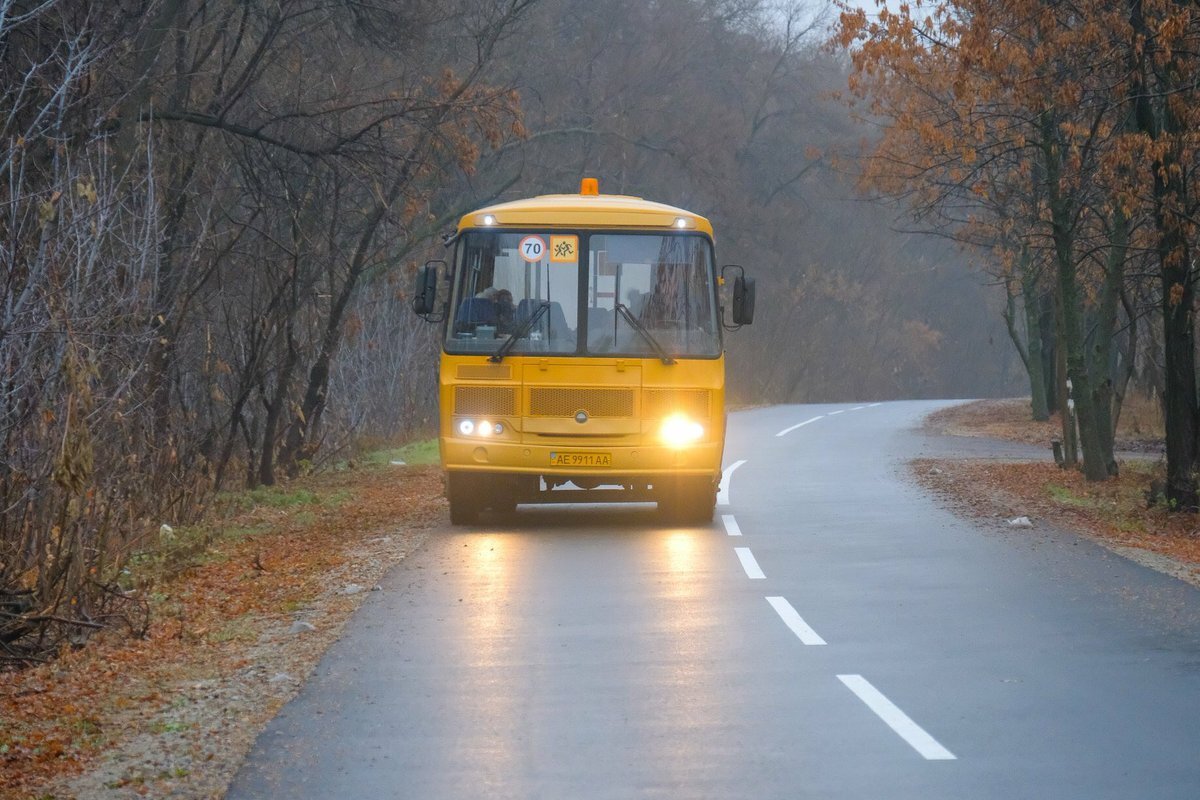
454, 0, 1022, 404
1, 0, 1022, 655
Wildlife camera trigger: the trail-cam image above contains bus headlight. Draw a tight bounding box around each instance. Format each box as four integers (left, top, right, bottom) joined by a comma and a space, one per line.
660, 414, 704, 447
457, 419, 505, 437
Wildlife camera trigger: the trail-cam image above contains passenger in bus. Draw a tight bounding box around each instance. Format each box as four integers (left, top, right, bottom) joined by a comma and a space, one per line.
494, 289, 516, 334
455, 287, 498, 334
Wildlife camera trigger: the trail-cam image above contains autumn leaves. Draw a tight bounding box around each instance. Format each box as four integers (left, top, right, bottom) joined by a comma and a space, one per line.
834, 0, 1200, 501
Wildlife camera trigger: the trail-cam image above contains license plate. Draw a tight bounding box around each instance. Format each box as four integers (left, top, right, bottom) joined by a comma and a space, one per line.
549, 451, 612, 467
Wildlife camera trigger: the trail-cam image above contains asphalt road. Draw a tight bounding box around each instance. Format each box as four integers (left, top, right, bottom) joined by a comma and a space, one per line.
228, 400, 1200, 799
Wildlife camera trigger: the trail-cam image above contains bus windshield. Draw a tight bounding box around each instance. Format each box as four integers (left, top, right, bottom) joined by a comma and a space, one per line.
586, 233, 719, 357
445, 230, 719, 358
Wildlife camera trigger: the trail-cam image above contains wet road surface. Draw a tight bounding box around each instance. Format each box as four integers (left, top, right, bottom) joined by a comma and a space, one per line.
228, 400, 1200, 799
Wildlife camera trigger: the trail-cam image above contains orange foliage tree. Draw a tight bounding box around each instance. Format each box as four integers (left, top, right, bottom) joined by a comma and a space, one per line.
835, 0, 1199, 491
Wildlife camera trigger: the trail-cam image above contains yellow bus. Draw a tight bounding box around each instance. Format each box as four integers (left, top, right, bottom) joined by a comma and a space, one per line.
412, 178, 754, 524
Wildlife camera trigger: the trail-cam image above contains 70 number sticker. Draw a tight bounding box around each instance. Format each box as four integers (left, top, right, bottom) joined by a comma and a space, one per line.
519, 235, 546, 262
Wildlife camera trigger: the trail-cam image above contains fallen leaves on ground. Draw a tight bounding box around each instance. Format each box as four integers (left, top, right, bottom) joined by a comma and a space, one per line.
1, 463, 445, 800
915, 398, 1199, 588
913, 458, 1200, 585
925, 397, 1163, 451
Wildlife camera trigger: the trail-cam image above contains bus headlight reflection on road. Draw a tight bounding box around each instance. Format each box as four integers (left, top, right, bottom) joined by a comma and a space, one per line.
659, 414, 704, 448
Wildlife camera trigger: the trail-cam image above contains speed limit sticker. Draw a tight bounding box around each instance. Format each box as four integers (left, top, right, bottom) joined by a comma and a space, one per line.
518, 235, 546, 262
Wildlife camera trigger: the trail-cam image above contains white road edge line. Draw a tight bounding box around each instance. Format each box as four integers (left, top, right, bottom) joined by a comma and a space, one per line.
717, 460, 746, 506
868, 402, 882, 407
828, 409, 845, 416
766, 596, 826, 645
775, 416, 823, 438
734, 547, 765, 580
721, 514, 742, 536
837, 675, 956, 761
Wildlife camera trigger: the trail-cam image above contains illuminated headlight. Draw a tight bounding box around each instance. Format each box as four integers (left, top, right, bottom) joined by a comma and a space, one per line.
457, 419, 504, 437
660, 413, 704, 447
479, 213, 497, 226
673, 216, 693, 229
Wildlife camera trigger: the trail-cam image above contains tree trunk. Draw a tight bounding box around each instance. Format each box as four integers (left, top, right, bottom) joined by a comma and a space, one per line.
1053, 283, 1077, 466
1039, 289, 1058, 414
1130, 0, 1198, 509
1021, 264, 1049, 421
1041, 112, 1108, 481
1087, 209, 1128, 476
258, 335, 298, 487
1111, 286, 1139, 434
1003, 265, 1049, 422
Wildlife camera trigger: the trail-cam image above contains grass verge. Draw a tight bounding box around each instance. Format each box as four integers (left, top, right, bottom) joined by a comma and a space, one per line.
1, 445, 445, 799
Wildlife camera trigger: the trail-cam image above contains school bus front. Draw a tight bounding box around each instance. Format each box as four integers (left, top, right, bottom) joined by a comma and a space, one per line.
413, 179, 754, 524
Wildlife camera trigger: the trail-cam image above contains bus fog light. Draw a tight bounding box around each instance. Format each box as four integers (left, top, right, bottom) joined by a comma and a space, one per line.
458, 419, 475, 436
493, 422, 504, 435
660, 414, 704, 447
478, 419, 493, 437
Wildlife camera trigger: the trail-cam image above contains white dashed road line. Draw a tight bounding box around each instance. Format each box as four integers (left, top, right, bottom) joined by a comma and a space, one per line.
734, 547, 765, 579
766, 596, 826, 645
775, 416, 823, 438
837, 675, 957, 760
738, 401, 955, 764
717, 460, 746, 506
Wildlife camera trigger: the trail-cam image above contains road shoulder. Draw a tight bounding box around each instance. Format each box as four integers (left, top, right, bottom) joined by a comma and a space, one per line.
912, 399, 1200, 590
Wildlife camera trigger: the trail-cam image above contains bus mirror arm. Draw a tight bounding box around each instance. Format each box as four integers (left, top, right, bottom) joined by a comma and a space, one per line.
614, 303, 675, 365
489, 301, 551, 363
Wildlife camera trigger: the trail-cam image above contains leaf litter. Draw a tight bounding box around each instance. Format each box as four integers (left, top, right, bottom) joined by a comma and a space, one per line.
914, 401, 1200, 589
1, 463, 445, 799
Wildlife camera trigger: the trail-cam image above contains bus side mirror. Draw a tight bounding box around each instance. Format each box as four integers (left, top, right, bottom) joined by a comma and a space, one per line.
732, 275, 755, 325
412, 261, 441, 317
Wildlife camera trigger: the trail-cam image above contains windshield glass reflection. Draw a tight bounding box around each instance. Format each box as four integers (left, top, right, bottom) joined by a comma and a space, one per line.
445, 231, 718, 358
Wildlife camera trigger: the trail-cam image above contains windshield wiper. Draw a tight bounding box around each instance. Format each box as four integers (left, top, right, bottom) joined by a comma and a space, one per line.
615, 303, 675, 365
489, 301, 551, 363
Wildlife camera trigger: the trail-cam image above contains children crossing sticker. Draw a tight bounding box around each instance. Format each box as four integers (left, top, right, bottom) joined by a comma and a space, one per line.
550, 235, 578, 263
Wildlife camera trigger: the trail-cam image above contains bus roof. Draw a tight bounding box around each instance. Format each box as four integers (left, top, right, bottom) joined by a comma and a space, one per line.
457, 183, 714, 237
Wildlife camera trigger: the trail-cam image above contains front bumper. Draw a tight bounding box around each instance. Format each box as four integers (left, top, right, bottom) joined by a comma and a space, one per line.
441, 437, 723, 478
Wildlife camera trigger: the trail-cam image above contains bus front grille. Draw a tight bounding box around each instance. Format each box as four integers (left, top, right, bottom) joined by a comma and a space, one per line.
457, 364, 511, 380
455, 386, 516, 416
644, 389, 711, 419
529, 387, 634, 418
